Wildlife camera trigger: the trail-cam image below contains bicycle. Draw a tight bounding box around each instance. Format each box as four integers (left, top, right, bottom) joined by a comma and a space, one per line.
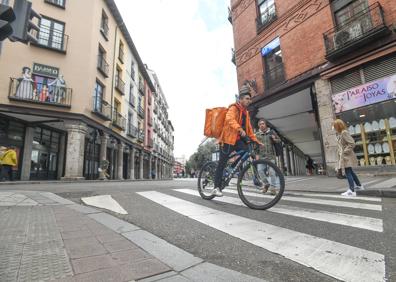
197, 138, 285, 210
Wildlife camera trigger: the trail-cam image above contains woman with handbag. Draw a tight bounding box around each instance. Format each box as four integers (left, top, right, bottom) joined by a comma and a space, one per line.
333, 119, 364, 196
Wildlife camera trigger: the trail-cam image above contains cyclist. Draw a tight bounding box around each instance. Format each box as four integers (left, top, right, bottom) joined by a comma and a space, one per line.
212, 85, 261, 197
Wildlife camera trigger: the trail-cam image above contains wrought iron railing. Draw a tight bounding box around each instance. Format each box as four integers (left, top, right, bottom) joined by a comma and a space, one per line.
127, 124, 139, 138
112, 110, 126, 130
138, 130, 145, 142
92, 97, 111, 120
45, 0, 65, 8
97, 55, 109, 77
9, 78, 72, 107
115, 76, 125, 94
263, 63, 285, 89
323, 3, 387, 56
138, 105, 145, 118
35, 25, 68, 52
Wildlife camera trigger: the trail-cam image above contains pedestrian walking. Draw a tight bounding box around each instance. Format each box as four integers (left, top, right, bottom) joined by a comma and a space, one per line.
306, 158, 314, 175
254, 119, 281, 194
0, 146, 18, 181
333, 119, 363, 197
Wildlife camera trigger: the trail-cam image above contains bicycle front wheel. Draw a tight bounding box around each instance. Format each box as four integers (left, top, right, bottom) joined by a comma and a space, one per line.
197, 161, 217, 200
237, 159, 285, 210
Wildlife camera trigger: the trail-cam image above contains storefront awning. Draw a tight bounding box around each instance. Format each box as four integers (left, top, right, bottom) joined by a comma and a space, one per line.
256, 88, 322, 161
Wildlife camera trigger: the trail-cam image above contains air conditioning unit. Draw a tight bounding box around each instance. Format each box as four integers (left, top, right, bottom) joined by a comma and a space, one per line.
333, 21, 363, 49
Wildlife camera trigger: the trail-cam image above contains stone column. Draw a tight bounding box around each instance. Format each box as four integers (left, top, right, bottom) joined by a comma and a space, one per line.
155, 157, 158, 180
20, 127, 34, 181
149, 154, 152, 179
100, 133, 109, 161
62, 121, 88, 180
314, 79, 337, 176
57, 133, 66, 180
129, 147, 135, 180
117, 142, 124, 180
139, 151, 144, 179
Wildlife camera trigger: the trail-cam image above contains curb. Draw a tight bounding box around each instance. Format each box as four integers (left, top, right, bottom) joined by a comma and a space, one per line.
0, 178, 173, 186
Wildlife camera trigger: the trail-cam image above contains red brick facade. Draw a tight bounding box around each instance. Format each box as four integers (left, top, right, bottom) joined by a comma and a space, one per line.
231, 0, 396, 97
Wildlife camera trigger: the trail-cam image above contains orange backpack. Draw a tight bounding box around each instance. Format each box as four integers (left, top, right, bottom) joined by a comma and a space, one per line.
204, 107, 228, 138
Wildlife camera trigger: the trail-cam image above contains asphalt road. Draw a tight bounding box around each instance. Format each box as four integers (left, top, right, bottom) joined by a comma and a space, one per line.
2, 179, 395, 282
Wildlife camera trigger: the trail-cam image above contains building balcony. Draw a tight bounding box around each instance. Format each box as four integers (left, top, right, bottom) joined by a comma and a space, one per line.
112, 110, 126, 130
97, 55, 109, 77
138, 105, 145, 119
127, 124, 139, 138
138, 130, 145, 143
324, 2, 390, 61
228, 7, 232, 23
263, 63, 285, 90
148, 138, 154, 148
115, 76, 125, 95
138, 81, 144, 95
256, 4, 277, 32
33, 26, 68, 53
92, 97, 111, 120
9, 78, 72, 108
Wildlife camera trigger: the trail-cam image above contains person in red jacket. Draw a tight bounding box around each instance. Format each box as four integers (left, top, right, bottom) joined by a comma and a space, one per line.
212, 85, 260, 197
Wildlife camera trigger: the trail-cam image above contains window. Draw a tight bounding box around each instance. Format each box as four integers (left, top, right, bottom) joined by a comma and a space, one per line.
128, 112, 133, 129
262, 37, 285, 89
118, 41, 124, 63
100, 10, 109, 39
129, 84, 135, 106
45, 0, 65, 8
333, 0, 368, 26
130, 61, 135, 80
97, 46, 109, 76
38, 17, 65, 51
258, 0, 276, 27
93, 81, 104, 112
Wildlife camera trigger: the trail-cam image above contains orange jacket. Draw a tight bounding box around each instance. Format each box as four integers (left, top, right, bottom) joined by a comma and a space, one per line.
219, 103, 258, 145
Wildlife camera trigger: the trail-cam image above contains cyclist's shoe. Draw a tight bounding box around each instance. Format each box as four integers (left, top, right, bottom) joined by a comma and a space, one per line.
211, 188, 223, 197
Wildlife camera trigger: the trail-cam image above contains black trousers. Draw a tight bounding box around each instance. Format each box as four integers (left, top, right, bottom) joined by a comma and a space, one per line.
1, 165, 14, 181
214, 140, 247, 188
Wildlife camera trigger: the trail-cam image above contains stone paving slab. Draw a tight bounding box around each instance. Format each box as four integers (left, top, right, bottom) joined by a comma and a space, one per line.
88, 212, 141, 233
123, 230, 203, 272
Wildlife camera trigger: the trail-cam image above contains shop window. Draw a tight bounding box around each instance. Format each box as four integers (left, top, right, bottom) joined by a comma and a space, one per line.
37, 17, 66, 51
262, 37, 285, 89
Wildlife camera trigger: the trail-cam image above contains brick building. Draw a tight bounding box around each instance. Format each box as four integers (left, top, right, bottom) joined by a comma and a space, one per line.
230, 0, 396, 175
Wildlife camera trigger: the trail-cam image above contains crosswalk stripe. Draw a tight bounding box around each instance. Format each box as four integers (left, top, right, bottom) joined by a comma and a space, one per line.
138, 191, 385, 282
173, 189, 383, 232
283, 192, 382, 202
285, 178, 315, 183
223, 189, 382, 211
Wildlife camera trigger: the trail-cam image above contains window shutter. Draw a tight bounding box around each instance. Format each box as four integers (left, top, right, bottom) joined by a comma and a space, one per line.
331, 69, 362, 93
363, 53, 396, 82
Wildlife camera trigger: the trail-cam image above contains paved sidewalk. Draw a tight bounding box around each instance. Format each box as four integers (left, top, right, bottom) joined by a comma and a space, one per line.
0, 191, 265, 282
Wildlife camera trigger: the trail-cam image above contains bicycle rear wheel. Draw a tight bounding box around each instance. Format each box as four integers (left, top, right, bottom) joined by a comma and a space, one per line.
237, 159, 285, 210
197, 161, 217, 200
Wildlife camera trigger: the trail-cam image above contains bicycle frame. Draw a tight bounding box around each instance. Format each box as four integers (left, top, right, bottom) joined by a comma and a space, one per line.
221, 143, 256, 188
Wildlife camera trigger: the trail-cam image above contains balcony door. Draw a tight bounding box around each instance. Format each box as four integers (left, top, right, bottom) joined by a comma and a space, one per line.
262, 37, 284, 89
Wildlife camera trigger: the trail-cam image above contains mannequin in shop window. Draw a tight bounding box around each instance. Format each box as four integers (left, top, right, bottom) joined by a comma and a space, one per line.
48, 74, 66, 103
15, 67, 34, 99
387, 75, 396, 99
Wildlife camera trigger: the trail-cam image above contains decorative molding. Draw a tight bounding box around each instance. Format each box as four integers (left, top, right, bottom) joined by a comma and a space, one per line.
236, 0, 328, 67
231, 0, 255, 21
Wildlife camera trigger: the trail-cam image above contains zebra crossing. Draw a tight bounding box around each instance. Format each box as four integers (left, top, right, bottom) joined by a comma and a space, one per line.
137, 187, 387, 282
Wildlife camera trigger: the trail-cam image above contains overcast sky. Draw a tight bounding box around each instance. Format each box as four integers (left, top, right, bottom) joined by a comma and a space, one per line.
114, 0, 238, 160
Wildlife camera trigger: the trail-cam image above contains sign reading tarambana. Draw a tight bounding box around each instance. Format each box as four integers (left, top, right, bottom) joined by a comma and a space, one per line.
332, 74, 396, 113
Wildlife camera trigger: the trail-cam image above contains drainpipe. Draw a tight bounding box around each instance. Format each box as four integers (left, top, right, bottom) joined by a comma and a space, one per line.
110, 24, 120, 126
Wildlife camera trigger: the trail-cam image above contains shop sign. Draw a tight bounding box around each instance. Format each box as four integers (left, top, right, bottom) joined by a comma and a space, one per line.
32, 63, 59, 78
332, 74, 396, 113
